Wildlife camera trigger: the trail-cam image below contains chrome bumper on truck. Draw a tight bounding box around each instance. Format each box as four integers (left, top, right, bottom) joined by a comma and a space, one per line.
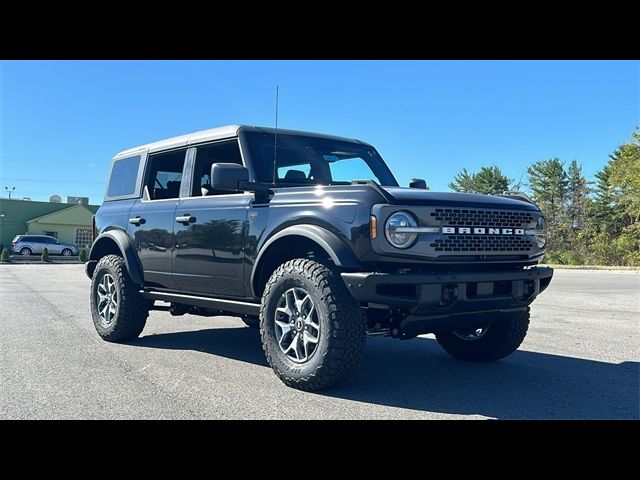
341, 267, 553, 337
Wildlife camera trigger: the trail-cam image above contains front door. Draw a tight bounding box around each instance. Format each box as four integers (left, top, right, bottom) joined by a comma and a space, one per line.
172, 139, 250, 297
126, 148, 187, 289
173, 195, 251, 296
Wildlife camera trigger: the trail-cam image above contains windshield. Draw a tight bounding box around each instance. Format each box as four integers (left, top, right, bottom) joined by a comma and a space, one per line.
244, 132, 398, 187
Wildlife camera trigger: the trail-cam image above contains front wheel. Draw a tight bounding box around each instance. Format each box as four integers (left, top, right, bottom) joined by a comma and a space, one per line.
90, 254, 148, 342
62, 248, 73, 256
260, 259, 366, 391
435, 308, 530, 362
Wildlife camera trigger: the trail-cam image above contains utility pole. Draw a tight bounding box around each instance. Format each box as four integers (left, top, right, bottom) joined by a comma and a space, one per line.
5, 186, 15, 199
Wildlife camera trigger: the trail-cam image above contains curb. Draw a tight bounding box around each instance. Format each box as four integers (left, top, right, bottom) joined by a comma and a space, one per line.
540, 264, 639, 271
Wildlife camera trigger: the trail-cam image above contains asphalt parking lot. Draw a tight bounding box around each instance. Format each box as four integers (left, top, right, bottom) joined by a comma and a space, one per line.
1, 265, 638, 419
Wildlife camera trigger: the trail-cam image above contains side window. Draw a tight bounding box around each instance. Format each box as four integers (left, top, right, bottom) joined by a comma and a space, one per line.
143, 149, 187, 200
277, 163, 312, 183
191, 140, 243, 196
107, 155, 141, 197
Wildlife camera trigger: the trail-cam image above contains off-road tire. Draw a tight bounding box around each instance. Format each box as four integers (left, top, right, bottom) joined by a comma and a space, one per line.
436, 308, 530, 362
260, 259, 366, 391
90, 254, 148, 342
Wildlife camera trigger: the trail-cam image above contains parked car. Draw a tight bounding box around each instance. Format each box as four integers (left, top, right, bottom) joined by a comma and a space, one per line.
11, 235, 79, 256
87, 125, 553, 391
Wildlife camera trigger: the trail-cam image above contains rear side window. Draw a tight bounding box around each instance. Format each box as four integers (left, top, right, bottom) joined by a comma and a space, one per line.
143, 149, 187, 200
107, 155, 141, 197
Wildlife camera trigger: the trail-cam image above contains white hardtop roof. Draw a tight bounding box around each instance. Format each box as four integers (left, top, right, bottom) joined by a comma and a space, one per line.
113, 125, 367, 159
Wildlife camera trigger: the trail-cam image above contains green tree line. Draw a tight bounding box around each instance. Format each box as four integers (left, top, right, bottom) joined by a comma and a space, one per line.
448, 128, 639, 266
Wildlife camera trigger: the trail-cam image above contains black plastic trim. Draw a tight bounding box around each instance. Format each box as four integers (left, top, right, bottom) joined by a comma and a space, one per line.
141, 290, 260, 316
342, 266, 554, 310
88, 230, 144, 285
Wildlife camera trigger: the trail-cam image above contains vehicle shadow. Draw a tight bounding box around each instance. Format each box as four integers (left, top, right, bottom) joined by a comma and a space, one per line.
133, 327, 639, 419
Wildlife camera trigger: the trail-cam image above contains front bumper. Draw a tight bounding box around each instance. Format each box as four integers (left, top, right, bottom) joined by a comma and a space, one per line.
342, 267, 553, 336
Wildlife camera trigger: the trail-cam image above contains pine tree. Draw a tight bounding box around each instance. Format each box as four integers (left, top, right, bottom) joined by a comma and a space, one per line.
448, 168, 475, 193
449, 166, 511, 195
527, 158, 569, 251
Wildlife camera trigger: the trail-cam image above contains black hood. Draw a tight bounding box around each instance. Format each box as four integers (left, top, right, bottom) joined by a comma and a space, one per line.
381, 187, 539, 211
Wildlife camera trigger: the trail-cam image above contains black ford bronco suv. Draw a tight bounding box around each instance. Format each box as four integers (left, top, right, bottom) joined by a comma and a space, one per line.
87, 125, 553, 391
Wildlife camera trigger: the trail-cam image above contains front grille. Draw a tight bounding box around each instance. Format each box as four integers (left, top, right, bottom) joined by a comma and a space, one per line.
431, 235, 534, 252
430, 208, 534, 228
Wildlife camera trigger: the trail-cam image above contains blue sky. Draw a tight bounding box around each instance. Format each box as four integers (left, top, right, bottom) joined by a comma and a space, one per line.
1, 60, 638, 204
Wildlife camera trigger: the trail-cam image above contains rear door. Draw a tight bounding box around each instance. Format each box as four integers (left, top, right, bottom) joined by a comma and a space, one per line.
46, 237, 63, 254
172, 139, 250, 297
30, 237, 46, 254
126, 148, 188, 290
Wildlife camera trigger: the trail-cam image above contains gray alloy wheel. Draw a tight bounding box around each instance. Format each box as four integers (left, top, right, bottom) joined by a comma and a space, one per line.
20, 247, 31, 256
274, 287, 320, 363
62, 248, 73, 256
96, 273, 118, 327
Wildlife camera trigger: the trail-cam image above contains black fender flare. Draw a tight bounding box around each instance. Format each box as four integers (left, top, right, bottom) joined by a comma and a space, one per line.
251, 224, 361, 297
88, 230, 144, 285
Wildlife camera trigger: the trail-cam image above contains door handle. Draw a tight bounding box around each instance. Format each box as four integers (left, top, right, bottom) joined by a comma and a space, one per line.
129, 217, 146, 226
176, 214, 196, 224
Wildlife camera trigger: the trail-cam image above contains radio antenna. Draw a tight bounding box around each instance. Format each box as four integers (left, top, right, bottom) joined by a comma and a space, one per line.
272, 85, 279, 185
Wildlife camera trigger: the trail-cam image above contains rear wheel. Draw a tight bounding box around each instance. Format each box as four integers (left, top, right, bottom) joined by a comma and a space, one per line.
20, 247, 32, 256
260, 259, 366, 391
90, 254, 148, 342
435, 308, 530, 362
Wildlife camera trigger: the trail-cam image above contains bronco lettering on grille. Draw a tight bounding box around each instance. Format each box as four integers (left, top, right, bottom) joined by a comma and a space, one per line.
442, 227, 525, 235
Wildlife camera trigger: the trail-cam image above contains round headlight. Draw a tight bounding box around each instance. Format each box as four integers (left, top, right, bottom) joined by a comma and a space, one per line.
385, 211, 418, 249
533, 216, 546, 248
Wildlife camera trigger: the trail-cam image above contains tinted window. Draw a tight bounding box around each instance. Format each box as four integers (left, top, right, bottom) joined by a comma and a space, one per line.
108, 155, 141, 197
244, 132, 398, 187
143, 150, 187, 200
192, 140, 243, 196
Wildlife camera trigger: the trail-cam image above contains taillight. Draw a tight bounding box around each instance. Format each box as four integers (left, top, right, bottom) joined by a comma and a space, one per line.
11, 240, 17, 245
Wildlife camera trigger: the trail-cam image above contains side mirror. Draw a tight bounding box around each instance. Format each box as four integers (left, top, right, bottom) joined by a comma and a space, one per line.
211, 163, 249, 192
409, 178, 427, 189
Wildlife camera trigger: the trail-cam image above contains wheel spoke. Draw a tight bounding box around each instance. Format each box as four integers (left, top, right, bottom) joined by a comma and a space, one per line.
285, 290, 297, 315
303, 330, 318, 344
284, 333, 300, 359
275, 319, 291, 345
